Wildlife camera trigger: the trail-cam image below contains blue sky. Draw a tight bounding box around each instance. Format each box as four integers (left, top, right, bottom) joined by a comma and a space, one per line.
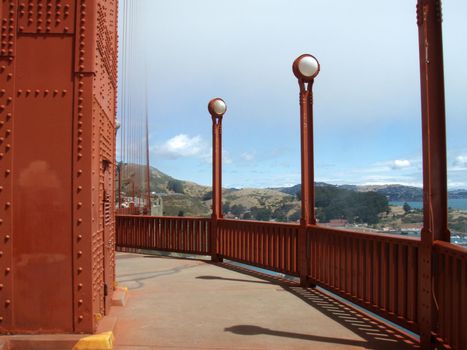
117, 0, 467, 189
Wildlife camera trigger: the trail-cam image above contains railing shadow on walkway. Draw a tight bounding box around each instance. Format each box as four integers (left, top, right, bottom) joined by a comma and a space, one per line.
214, 262, 420, 350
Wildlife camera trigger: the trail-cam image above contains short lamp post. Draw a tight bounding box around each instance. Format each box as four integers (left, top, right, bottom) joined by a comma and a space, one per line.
293, 54, 320, 286
209, 98, 227, 262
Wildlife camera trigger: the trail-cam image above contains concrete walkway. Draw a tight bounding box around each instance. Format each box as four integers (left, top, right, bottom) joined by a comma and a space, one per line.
111, 252, 419, 350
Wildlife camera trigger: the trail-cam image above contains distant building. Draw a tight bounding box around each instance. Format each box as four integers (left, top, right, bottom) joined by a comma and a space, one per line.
151, 195, 164, 216
323, 219, 349, 227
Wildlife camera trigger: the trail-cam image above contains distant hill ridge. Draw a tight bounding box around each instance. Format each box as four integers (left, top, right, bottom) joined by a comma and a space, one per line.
272, 183, 467, 202
120, 164, 466, 218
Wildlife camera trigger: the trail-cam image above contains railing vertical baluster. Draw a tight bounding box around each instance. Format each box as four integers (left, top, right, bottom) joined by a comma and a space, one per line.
452, 256, 460, 350
267, 224, 271, 268
326, 232, 329, 283
167, 219, 171, 250
352, 238, 357, 297
226, 221, 230, 257
139, 217, 142, 249
275, 226, 279, 271
365, 240, 371, 304
203, 219, 207, 253
381, 242, 388, 311
332, 235, 340, 289
447, 255, 453, 345
249, 222, 252, 263
130, 217, 135, 248
135, 217, 138, 249
358, 239, 364, 300
345, 236, 350, 293
241, 222, 245, 261
397, 245, 407, 319
232, 222, 235, 259
373, 241, 380, 308
331, 234, 336, 288
268, 226, 272, 268
318, 230, 321, 283
460, 259, 466, 350
407, 245, 417, 323
285, 228, 290, 273
389, 244, 397, 313
154, 217, 158, 249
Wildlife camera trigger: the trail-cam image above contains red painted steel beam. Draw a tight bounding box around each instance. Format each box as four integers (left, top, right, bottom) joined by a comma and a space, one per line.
416, 0, 449, 348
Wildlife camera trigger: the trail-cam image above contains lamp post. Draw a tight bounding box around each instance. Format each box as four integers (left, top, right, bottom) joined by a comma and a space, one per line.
293, 54, 320, 286
416, 1, 449, 347
209, 98, 227, 262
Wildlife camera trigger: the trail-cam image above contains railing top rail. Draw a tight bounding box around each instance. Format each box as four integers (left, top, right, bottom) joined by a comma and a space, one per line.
219, 218, 300, 229
433, 240, 467, 259
310, 224, 421, 246
115, 214, 211, 221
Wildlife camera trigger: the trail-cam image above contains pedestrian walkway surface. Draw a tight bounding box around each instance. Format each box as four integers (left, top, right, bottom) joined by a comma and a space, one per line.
111, 252, 419, 350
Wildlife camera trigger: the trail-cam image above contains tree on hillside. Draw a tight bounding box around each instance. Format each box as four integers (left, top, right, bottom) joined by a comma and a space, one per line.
222, 202, 231, 213
296, 189, 302, 201
202, 191, 212, 201
272, 203, 295, 222
242, 212, 252, 220
403, 202, 412, 214
231, 204, 245, 217
167, 180, 184, 194
315, 187, 389, 224
251, 207, 272, 221
289, 211, 300, 222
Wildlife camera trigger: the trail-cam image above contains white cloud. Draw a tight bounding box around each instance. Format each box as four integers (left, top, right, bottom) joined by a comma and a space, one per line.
223, 150, 233, 164
453, 155, 467, 168
153, 134, 208, 159
391, 159, 411, 169
240, 152, 255, 161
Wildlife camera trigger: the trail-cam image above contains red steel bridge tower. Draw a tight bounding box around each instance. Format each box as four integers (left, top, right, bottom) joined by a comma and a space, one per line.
0, 0, 118, 333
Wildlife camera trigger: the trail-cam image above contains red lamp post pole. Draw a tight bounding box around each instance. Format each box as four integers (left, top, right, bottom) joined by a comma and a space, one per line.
293, 54, 320, 287
209, 98, 227, 262
416, 0, 449, 347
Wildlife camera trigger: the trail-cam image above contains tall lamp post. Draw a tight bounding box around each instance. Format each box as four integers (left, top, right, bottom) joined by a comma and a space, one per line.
416, 0, 449, 347
293, 54, 320, 286
209, 98, 227, 262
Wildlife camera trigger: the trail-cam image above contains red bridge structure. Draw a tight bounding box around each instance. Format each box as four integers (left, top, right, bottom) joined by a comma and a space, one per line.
0, 0, 465, 349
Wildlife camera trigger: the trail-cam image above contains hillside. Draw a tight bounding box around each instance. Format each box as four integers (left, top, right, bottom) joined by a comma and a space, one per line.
120, 165, 393, 223
122, 165, 467, 223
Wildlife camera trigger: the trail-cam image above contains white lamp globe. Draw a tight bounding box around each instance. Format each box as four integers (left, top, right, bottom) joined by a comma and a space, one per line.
208, 98, 227, 116
293, 54, 320, 81
298, 56, 319, 78
115, 119, 121, 130
212, 99, 226, 115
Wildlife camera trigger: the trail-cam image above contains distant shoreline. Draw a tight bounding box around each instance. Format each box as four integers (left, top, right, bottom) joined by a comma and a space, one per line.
390, 198, 467, 210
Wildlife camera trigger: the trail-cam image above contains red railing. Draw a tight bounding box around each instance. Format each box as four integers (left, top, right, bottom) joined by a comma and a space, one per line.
217, 219, 299, 276
308, 226, 420, 332
115, 215, 467, 349
433, 240, 467, 350
116, 215, 211, 255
